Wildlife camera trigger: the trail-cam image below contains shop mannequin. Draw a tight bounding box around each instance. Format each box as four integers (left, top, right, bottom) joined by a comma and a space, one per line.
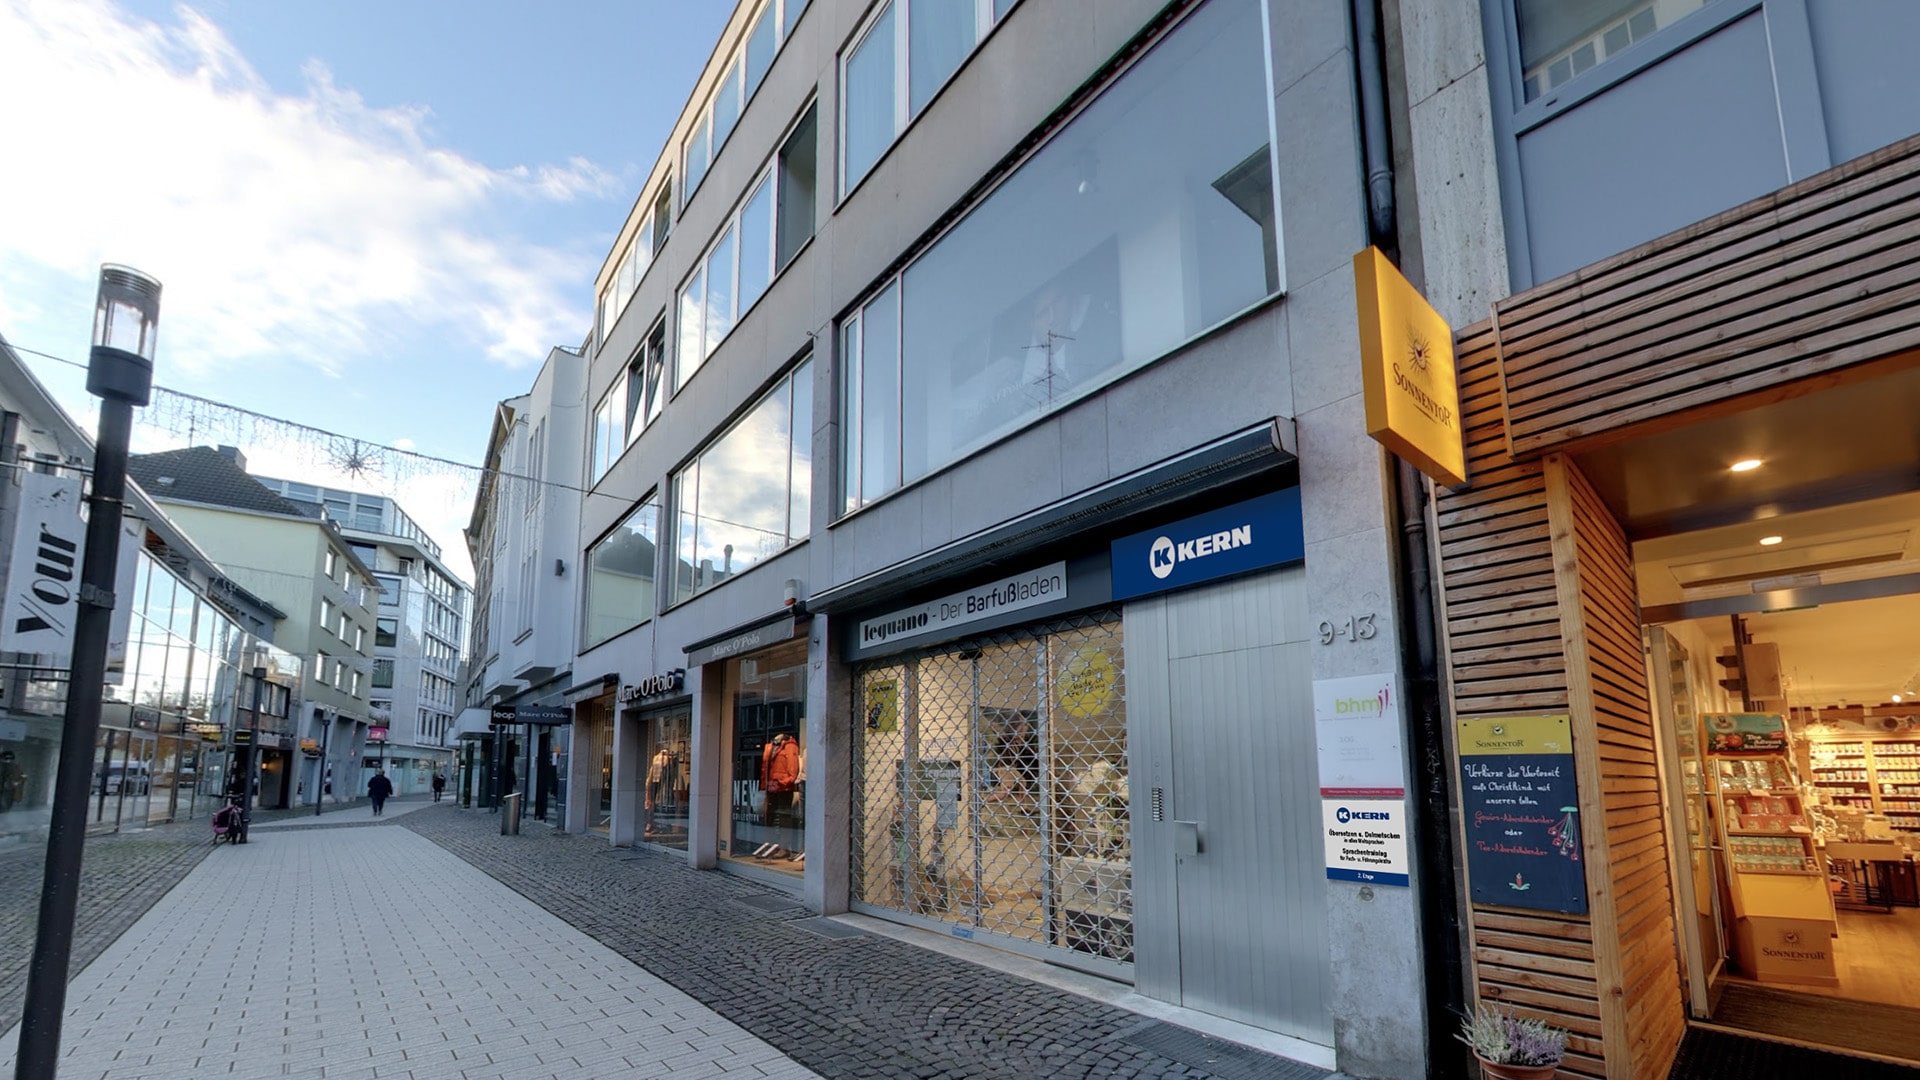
762, 733, 801, 826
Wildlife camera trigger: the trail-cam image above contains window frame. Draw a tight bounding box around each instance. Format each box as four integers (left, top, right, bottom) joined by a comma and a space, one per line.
835, 0, 1278, 517
669, 354, 814, 607
675, 99, 820, 392
837, 0, 1020, 201
581, 491, 664, 653
680, 0, 814, 211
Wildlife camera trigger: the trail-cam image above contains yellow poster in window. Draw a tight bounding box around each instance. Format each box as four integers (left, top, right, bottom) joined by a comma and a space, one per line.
1059, 646, 1116, 718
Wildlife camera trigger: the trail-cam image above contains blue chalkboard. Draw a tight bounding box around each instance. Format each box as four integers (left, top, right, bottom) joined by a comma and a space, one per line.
1460, 751, 1588, 915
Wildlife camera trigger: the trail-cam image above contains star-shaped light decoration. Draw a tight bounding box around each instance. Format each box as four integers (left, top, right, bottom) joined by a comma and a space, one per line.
326, 438, 384, 480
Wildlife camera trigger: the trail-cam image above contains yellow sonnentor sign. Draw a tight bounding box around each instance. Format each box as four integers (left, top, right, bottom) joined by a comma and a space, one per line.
1354, 246, 1466, 486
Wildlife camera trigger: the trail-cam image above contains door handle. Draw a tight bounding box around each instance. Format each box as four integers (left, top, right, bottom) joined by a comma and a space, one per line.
1173, 820, 1202, 856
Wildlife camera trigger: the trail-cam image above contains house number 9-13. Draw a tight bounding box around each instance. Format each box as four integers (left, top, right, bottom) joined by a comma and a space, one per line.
1319, 614, 1378, 644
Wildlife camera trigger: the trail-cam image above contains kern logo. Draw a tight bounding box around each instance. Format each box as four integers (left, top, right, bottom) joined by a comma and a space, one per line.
1147, 524, 1253, 581
1335, 806, 1392, 824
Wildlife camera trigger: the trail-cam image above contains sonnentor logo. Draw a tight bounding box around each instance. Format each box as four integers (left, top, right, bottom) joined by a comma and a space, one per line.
1149, 536, 1176, 579
1146, 524, 1252, 579
1335, 806, 1392, 824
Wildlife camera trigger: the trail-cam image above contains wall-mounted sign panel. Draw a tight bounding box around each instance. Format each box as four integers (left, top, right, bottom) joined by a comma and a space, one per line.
856, 562, 1067, 653
1458, 714, 1588, 915
1109, 489, 1303, 602
1323, 798, 1410, 887
1313, 672, 1406, 798
1355, 246, 1466, 486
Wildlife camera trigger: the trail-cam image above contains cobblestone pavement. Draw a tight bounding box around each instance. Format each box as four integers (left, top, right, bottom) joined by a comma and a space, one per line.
1, 819, 819, 1080
0, 824, 214, 1038
403, 806, 1325, 1080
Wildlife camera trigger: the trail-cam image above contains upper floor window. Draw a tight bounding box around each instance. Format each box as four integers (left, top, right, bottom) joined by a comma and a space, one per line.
1515, 0, 1710, 102
583, 494, 661, 650
840, 0, 1019, 196
376, 574, 402, 607
324, 550, 337, 579
672, 357, 812, 603
677, 104, 819, 390
683, 0, 814, 206
598, 178, 674, 352
591, 318, 669, 483
840, 0, 1277, 512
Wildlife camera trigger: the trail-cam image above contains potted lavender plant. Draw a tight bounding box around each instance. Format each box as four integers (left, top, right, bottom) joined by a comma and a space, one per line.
1458, 1002, 1568, 1079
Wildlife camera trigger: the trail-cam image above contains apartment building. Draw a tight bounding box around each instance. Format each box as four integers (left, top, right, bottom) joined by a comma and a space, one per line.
540, 0, 1435, 1074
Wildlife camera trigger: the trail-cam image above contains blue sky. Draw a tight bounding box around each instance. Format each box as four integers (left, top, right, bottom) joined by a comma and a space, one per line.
0, 0, 732, 580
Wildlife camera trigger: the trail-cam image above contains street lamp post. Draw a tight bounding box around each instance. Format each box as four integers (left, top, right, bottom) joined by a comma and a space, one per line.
14, 265, 159, 1080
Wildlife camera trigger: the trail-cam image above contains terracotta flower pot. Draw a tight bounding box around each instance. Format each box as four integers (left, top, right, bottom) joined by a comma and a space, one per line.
1474, 1057, 1559, 1080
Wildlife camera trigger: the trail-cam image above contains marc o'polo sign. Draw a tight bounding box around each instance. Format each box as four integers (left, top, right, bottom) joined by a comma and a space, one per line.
1354, 246, 1466, 487
857, 562, 1067, 652
1109, 488, 1304, 601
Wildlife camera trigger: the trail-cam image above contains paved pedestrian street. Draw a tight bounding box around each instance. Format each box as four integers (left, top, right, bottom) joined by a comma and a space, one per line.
4, 804, 1336, 1079
1, 815, 819, 1080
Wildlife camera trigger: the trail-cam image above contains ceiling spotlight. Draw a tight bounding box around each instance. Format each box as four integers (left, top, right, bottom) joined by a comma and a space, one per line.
1730, 459, 1763, 473
1759, 536, 1783, 546
1896, 695, 1906, 704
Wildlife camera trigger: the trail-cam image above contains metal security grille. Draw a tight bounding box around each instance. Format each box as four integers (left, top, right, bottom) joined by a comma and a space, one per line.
851, 611, 1131, 963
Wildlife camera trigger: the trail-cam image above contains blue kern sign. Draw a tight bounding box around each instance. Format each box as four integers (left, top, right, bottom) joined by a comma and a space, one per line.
1110, 489, 1304, 600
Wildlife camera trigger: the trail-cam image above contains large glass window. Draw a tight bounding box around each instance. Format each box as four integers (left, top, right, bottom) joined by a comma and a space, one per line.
842, 4, 897, 191
839, 0, 1020, 194
777, 106, 818, 269
841, 0, 1276, 512
682, 0, 812, 205
590, 374, 628, 483
375, 617, 397, 649
722, 639, 807, 874
676, 105, 818, 389
672, 359, 813, 603
583, 494, 661, 650
640, 706, 693, 850
1515, 0, 1710, 102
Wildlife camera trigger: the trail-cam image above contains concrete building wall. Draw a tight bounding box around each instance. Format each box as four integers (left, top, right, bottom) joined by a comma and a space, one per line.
560, 1, 1429, 1073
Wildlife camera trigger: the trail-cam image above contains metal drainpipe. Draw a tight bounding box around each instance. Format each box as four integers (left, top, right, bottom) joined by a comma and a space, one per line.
1350, 0, 1469, 1075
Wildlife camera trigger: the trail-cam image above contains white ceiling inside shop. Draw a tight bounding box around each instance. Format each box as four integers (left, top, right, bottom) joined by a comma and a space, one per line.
1569, 364, 1920, 711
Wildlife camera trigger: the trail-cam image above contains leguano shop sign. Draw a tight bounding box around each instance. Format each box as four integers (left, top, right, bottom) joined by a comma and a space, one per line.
858, 562, 1067, 652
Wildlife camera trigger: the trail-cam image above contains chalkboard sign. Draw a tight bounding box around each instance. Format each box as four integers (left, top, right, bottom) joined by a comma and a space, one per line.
1458, 715, 1588, 915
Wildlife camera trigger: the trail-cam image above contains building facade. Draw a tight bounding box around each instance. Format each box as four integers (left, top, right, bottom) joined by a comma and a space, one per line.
0, 338, 286, 842
1392, 0, 1920, 1075
128, 446, 380, 808
536, 0, 1437, 1075
257, 478, 471, 795
455, 346, 587, 818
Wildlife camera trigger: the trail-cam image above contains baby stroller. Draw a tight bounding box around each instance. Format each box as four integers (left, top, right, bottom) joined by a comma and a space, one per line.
212, 795, 247, 844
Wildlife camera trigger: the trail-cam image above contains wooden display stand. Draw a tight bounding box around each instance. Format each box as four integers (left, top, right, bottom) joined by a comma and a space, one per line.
1707, 726, 1839, 988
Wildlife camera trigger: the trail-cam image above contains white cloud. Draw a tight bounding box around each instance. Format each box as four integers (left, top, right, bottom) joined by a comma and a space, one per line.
0, 0, 603, 376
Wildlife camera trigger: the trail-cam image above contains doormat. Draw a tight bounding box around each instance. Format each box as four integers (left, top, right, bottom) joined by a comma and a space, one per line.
1120, 1022, 1329, 1080
1711, 982, 1920, 1064
1671, 1026, 1920, 1079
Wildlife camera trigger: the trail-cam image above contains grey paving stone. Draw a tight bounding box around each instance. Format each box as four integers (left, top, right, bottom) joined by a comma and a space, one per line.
398, 806, 1318, 1080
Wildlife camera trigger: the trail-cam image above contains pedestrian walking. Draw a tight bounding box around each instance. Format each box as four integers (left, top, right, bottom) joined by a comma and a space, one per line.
432, 772, 446, 802
368, 768, 393, 816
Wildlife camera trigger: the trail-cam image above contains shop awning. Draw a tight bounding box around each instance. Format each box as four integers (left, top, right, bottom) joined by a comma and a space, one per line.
682, 606, 809, 668
808, 418, 1297, 614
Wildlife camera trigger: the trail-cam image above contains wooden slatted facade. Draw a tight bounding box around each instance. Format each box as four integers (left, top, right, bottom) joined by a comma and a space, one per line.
1436, 133, 1920, 1079
1492, 135, 1920, 458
